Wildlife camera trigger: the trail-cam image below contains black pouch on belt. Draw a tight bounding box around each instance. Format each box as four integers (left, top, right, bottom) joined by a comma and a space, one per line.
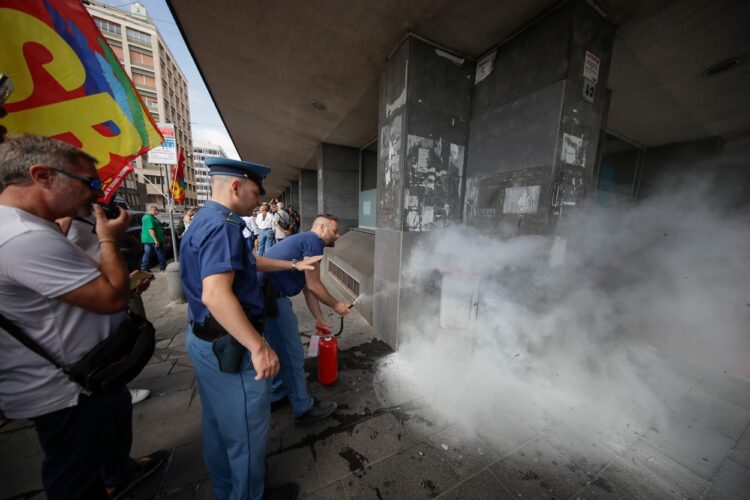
203, 313, 265, 373
262, 280, 280, 318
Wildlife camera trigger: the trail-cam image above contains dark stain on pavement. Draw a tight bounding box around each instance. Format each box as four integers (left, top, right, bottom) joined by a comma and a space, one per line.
339, 446, 370, 472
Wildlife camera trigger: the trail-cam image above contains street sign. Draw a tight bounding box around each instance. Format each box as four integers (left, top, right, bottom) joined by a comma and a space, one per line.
148, 123, 177, 164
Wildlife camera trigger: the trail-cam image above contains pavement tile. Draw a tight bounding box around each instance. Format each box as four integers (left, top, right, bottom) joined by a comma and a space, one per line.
539, 424, 619, 477
596, 457, 674, 500
439, 469, 513, 500
489, 435, 591, 499
132, 359, 176, 383
571, 475, 633, 500
170, 356, 194, 374
314, 412, 416, 482
267, 446, 321, 495
342, 442, 459, 499
639, 410, 734, 480
701, 457, 750, 500
137, 368, 196, 396
0, 424, 43, 461
193, 481, 215, 500
370, 376, 422, 410
669, 387, 750, 442
620, 439, 709, 499
301, 479, 348, 500
0, 418, 34, 433
728, 423, 750, 469
696, 371, 750, 411
131, 406, 202, 457
0, 447, 45, 499
427, 427, 499, 480
162, 440, 208, 492
476, 413, 539, 459
358, 391, 452, 441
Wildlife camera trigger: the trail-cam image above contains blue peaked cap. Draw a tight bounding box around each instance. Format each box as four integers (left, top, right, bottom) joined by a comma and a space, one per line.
205, 157, 271, 195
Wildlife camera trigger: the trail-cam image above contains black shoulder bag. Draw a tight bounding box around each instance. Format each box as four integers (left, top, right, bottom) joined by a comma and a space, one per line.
0, 310, 155, 393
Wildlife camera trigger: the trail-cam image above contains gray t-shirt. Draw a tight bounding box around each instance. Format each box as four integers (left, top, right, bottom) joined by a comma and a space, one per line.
273, 210, 290, 240
0, 206, 126, 419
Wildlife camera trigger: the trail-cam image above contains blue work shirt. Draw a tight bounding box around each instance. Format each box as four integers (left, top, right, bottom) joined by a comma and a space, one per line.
180, 200, 264, 323
258, 232, 324, 297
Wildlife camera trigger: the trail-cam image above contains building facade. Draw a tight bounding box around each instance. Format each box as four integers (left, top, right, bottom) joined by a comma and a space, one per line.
192, 141, 227, 205
85, 0, 196, 209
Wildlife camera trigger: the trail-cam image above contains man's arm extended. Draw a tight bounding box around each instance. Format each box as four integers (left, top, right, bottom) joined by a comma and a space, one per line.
255, 255, 322, 272
201, 272, 279, 380
56, 205, 130, 314
304, 263, 349, 315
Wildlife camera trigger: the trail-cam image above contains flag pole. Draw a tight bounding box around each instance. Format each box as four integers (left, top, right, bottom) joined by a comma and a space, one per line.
163, 163, 179, 262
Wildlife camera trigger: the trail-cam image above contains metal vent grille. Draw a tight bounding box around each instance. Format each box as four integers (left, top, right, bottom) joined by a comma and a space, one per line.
328, 261, 360, 296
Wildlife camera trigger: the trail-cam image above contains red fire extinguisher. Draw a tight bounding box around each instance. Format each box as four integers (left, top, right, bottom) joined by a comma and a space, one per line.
315, 299, 359, 386
317, 333, 338, 386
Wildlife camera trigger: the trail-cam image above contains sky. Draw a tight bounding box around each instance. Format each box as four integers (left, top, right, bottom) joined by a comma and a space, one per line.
100, 0, 240, 159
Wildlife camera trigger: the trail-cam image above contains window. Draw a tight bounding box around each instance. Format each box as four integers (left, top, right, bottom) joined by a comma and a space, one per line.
142, 96, 158, 109
110, 44, 124, 62
126, 27, 151, 45
94, 17, 121, 35
129, 49, 154, 67
131, 73, 155, 89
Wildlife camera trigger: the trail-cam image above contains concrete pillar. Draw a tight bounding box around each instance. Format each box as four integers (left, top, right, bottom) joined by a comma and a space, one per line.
464, 0, 615, 236
317, 143, 359, 233
373, 36, 475, 348
289, 181, 300, 209
298, 170, 318, 231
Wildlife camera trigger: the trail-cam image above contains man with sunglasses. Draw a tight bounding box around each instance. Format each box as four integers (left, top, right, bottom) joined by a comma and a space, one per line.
0, 135, 166, 499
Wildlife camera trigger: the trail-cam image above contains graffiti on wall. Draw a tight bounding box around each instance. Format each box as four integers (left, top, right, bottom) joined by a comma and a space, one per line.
403, 135, 465, 231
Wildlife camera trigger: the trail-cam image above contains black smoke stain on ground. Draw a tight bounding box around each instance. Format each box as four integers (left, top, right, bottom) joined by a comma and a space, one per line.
338, 446, 370, 472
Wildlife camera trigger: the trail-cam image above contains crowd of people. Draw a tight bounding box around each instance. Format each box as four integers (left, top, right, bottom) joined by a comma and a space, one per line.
0, 135, 350, 500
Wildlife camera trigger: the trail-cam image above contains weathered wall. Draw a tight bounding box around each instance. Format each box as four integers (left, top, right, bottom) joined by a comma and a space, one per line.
374, 36, 475, 348
464, 0, 615, 236
317, 143, 360, 233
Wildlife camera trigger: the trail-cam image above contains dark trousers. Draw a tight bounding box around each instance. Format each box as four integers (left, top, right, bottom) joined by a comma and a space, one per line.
141, 242, 166, 271
31, 386, 135, 500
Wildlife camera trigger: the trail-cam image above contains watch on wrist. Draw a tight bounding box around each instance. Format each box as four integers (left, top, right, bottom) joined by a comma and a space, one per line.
291, 259, 298, 270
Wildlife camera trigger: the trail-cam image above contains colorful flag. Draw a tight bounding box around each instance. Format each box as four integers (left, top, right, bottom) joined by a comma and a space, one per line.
0, 0, 163, 201
170, 148, 186, 203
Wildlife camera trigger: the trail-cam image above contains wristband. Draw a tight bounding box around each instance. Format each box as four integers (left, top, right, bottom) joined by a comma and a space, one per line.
291, 259, 298, 270
98, 239, 117, 246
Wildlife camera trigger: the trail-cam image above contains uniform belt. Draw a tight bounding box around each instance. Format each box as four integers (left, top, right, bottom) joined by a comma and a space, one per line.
190, 313, 265, 342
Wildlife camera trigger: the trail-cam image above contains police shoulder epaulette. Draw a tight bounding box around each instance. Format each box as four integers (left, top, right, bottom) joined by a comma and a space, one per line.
223, 214, 242, 227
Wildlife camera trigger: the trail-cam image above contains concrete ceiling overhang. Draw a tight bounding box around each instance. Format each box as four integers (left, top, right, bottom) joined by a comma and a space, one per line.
168, 0, 750, 195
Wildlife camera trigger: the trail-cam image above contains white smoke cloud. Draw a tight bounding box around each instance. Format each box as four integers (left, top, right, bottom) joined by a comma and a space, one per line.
391, 184, 750, 449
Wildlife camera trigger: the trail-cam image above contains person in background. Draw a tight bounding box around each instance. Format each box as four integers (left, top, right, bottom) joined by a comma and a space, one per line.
0, 135, 167, 500
287, 204, 301, 234
182, 207, 196, 232
140, 205, 166, 271
242, 207, 259, 249
255, 202, 274, 256
273, 201, 292, 244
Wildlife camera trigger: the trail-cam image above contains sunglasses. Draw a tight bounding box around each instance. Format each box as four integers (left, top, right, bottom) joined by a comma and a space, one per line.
50, 167, 104, 192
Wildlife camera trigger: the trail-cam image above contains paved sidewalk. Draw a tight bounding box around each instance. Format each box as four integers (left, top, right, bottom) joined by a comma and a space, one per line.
2, 272, 749, 499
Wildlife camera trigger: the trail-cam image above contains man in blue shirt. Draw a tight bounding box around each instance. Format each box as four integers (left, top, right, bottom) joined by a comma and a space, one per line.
180, 157, 320, 500
259, 214, 350, 425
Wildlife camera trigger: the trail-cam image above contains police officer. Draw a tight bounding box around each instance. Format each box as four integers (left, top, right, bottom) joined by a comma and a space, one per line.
180, 157, 320, 500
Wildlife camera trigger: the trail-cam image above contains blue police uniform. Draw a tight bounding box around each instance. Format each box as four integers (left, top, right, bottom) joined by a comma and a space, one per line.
180, 158, 271, 500
258, 232, 324, 417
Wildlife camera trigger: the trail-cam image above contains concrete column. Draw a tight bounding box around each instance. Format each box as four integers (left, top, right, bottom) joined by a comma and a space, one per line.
317, 143, 359, 233
464, 0, 615, 236
289, 181, 300, 209
298, 169, 318, 231
373, 36, 475, 348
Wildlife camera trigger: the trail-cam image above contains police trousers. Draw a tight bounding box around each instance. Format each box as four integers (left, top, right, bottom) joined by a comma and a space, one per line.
186, 325, 270, 500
